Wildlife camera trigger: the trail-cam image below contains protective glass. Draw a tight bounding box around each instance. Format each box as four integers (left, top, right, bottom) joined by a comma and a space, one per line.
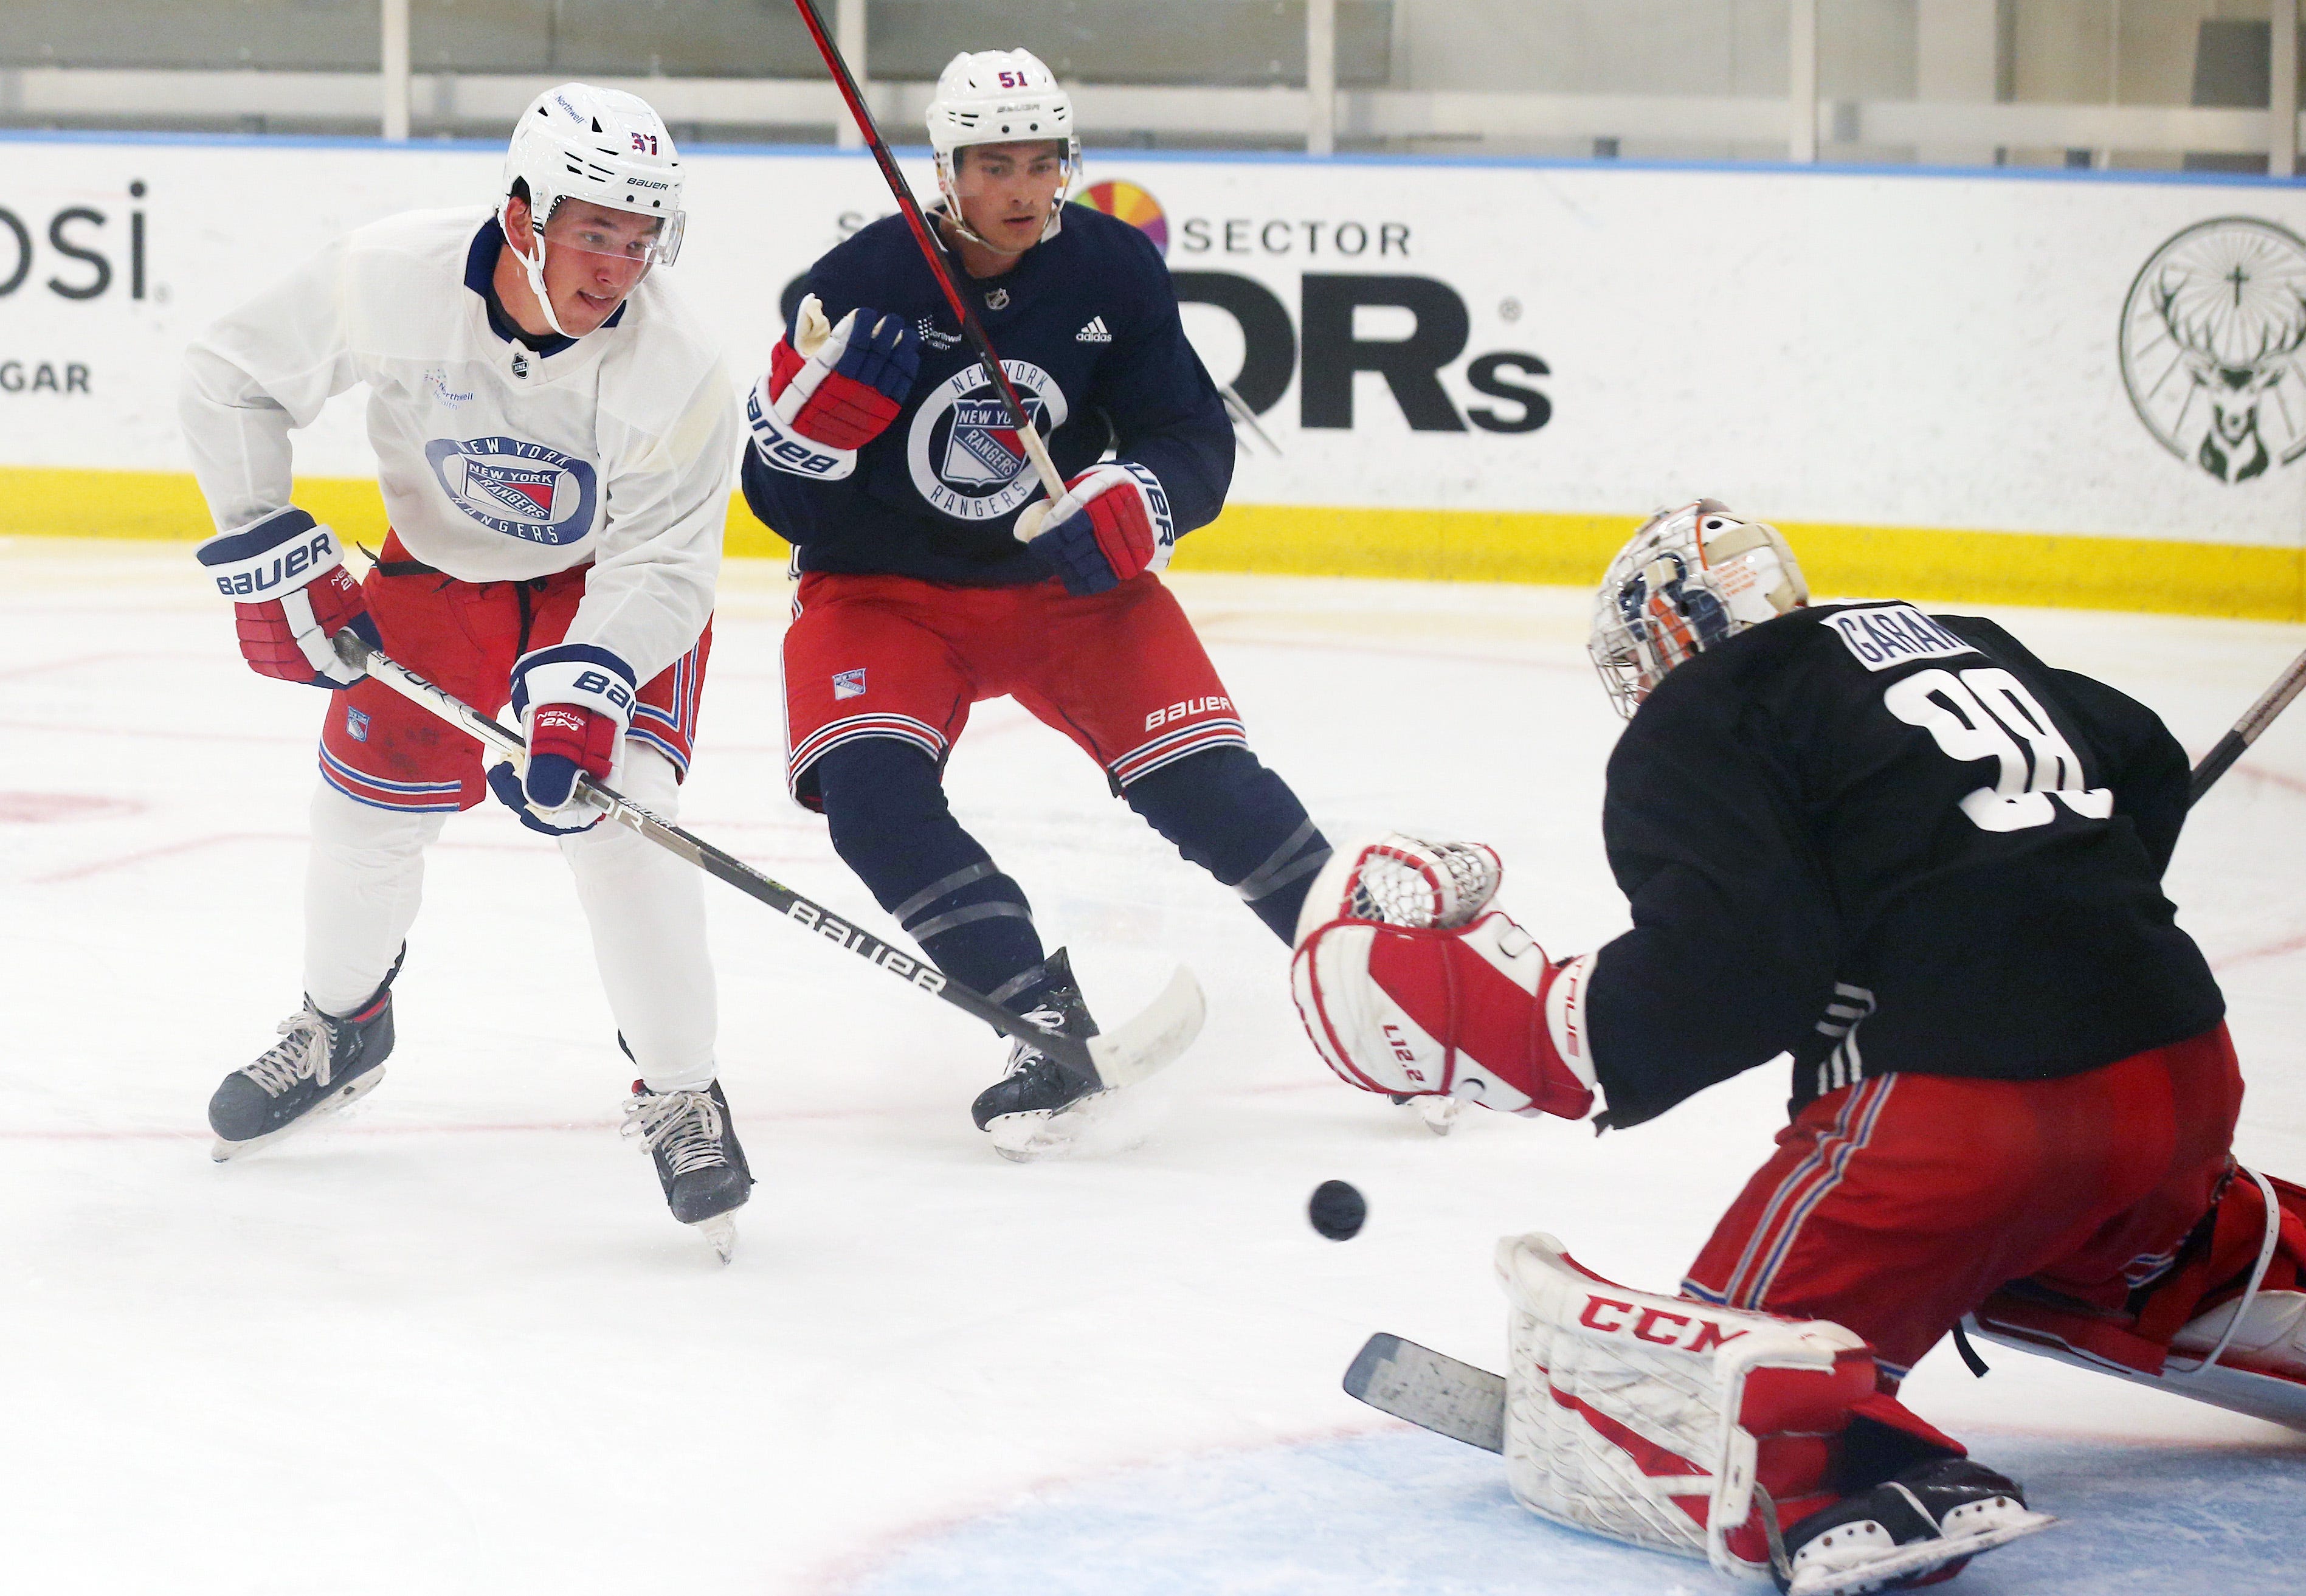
540, 203, 686, 270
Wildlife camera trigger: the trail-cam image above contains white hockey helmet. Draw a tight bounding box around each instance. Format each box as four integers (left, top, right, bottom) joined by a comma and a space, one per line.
500, 83, 686, 335
1588, 499, 1809, 717
925, 49, 1080, 252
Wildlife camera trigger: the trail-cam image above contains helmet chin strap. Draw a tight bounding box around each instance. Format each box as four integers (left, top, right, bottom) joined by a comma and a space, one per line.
502, 202, 573, 339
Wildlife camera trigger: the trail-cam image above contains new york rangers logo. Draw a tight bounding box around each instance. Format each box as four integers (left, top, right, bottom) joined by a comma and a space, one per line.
832, 668, 867, 700
942, 398, 1050, 486
906, 361, 1069, 521
423, 437, 599, 545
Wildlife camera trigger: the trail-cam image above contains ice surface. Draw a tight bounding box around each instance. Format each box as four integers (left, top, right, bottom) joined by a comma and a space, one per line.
2, 539, 2301, 1594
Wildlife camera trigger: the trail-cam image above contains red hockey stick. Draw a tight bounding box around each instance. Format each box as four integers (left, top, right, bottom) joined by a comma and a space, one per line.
789, 0, 1066, 507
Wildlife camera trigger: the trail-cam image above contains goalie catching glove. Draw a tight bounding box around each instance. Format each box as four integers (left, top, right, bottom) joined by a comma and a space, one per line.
1289, 834, 1598, 1121
747, 292, 920, 482
485, 643, 636, 835
195, 508, 378, 689
1015, 461, 1176, 597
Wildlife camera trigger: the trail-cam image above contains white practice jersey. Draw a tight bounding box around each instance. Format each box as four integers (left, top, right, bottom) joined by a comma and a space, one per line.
181, 206, 740, 684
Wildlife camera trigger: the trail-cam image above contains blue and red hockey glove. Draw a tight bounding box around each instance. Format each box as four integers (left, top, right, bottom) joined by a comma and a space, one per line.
1017, 462, 1177, 597
195, 507, 379, 688
488, 643, 637, 835
747, 293, 920, 481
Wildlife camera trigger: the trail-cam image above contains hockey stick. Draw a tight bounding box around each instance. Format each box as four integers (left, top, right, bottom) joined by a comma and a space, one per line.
2187, 642, 2306, 807
331, 632, 1203, 1090
1342, 1333, 1505, 1452
788, 0, 1066, 509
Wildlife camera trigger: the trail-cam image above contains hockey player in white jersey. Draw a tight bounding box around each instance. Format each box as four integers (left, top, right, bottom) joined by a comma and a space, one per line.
181, 85, 751, 1257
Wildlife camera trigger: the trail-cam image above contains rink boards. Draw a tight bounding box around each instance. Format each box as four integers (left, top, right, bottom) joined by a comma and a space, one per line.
4, 131, 2305, 617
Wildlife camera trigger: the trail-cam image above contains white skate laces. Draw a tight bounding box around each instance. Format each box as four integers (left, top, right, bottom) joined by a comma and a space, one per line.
621, 1088, 730, 1178
242, 1008, 331, 1096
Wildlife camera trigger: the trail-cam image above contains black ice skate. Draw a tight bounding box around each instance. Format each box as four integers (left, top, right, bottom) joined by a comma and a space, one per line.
623, 1080, 753, 1263
970, 949, 1107, 1162
207, 954, 401, 1162
1770, 1457, 2054, 1596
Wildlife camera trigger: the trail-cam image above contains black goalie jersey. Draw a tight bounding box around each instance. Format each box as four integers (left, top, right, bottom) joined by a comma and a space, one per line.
1586, 601, 2225, 1130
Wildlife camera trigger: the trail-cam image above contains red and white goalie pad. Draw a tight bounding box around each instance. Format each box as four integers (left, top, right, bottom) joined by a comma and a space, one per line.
1496, 1233, 1883, 1579
1289, 835, 1596, 1118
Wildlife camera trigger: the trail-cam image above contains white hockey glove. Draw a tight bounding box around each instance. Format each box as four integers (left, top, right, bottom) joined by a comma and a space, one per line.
1290, 834, 1598, 1119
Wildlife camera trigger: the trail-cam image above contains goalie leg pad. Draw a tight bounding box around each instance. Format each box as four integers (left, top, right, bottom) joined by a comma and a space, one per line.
1494, 1231, 1918, 1580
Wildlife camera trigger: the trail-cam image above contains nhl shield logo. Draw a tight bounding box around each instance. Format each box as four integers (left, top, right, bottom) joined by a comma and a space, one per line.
2121, 217, 2306, 482
423, 436, 600, 544
905, 360, 1070, 520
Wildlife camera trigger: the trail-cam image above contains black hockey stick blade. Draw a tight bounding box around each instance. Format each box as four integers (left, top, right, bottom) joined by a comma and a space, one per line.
2189, 642, 2306, 808
1342, 1333, 1507, 1453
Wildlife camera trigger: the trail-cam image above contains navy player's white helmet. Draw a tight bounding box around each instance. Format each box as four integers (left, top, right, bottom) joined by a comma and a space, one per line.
1589, 500, 1809, 717
500, 83, 686, 336
925, 49, 1080, 252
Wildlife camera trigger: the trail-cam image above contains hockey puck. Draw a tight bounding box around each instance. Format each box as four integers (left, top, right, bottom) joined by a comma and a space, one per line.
1308, 1180, 1367, 1241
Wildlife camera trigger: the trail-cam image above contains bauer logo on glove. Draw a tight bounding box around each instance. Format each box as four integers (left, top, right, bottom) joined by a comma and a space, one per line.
195, 507, 380, 689
493, 643, 637, 834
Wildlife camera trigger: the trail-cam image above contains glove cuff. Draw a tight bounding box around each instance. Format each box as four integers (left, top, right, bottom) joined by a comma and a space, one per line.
747, 374, 857, 481
511, 643, 638, 735
197, 508, 346, 601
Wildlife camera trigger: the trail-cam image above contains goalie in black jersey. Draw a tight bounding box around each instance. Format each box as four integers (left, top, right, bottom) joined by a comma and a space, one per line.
1289, 502, 2305, 1595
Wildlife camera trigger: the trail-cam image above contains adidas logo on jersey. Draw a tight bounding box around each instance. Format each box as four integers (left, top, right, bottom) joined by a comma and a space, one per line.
1076, 317, 1113, 344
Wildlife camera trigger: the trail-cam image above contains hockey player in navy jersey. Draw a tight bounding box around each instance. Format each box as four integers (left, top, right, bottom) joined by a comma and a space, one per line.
742, 49, 1331, 1159
1291, 502, 2306, 1592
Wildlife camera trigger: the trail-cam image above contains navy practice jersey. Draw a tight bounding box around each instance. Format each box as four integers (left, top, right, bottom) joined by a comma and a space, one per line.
741, 206, 1234, 586
1586, 602, 2224, 1130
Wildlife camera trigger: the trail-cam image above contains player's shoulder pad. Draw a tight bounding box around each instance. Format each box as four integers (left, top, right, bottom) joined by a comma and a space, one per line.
806, 213, 931, 299
347, 206, 494, 269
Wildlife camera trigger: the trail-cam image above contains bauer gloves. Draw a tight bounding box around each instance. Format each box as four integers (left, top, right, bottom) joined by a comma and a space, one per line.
490, 643, 636, 835
1015, 462, 1177, 597
195, 508, 379, 688
747, 293, 920, 481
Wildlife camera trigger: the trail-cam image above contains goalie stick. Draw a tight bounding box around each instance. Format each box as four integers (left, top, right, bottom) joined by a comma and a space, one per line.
2188, 641, 2306, 807
1341, 1333, 1505, 1452
333, 631, 1203, 1091
788, 0, 1066, 510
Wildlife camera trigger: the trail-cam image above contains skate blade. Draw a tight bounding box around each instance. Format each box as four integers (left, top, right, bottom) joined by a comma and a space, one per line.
1786, 1510, 2056, 1596
691, 1213, 738, 1265
209, 1068, 387, 1163
1417, 1097, 1465, 1136
986, 1086, 1144, 1163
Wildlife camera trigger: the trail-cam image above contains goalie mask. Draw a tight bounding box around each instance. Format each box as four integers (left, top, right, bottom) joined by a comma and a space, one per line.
925, 49, 1080, 254
500, 83, 686, 338
1588, 500, 1808, 718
